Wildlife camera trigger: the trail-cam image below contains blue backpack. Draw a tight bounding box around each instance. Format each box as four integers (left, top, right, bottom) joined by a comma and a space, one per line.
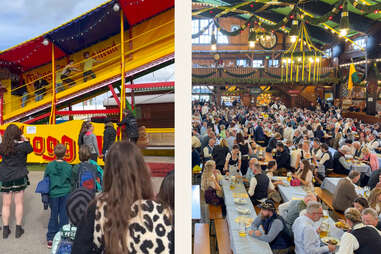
77, 163, 97, 193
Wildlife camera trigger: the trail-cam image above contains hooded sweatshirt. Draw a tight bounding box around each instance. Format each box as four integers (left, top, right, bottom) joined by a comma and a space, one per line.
44, 160, 72, 198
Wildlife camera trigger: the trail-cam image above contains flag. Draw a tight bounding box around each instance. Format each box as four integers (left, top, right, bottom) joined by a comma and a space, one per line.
347, 63, 356, 91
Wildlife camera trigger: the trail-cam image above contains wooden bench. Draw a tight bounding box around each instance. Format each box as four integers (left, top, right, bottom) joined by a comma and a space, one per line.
209, 205, 223, 236
314, 187, 345, 220
209, 205, 223, 220
215, 219, 232, 254
326, 172, 346, 178
194, 223, 210, 254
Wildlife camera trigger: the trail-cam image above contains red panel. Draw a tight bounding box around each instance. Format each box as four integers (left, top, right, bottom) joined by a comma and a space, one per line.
125, 82, 174, 89
118, 0, 173, 26
0, 37, 66, 71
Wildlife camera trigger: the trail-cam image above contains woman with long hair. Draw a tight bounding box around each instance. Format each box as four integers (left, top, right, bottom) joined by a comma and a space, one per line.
368, 188, 381, 215
293, 159, 314, 189
0, 124, 33, 239
78, 120, 90, 148
72, 141, 173, 253
83, 123, 103, 162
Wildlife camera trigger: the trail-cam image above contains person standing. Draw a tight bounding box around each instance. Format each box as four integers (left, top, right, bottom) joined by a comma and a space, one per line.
82, 52, 100, 82
118, 109, 139, 143
83, 123, 102, 162
44, 144, 72, 249
102, 118, 116, 158
0, 124, 33, 239
332, 171, 361, 213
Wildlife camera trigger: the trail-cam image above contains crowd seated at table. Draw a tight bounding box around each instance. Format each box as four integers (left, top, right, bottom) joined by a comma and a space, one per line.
193, 100, 381, 254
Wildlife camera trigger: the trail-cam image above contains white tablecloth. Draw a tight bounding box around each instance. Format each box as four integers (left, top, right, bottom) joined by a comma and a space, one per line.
221, 179, 272, 254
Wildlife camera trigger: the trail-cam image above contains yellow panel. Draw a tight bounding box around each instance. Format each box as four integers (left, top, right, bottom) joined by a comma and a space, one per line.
3, 9, 174, 121
0, 121, 172, 165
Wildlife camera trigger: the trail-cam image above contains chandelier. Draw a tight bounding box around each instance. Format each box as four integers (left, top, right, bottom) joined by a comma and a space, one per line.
281, 20, 325, 83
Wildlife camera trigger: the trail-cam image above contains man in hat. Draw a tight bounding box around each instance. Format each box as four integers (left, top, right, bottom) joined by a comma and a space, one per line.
249, 199, 292, 254
118, 109, 139, 143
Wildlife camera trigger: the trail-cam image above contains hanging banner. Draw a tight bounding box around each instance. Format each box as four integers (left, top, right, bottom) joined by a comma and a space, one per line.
0, 120, 115, 165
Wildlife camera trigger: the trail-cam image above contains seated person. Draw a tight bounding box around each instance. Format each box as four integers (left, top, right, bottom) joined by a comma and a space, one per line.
360, 147, 380, 172
292, 159, 314, 189
274, 143, 290, 175
293, 202, 336, 254
337, 208, 381, 254
265, 161, 284, 203
353, 197, 369, 213
249, 199, 292, 254
361, 208, 381, 231
332, 171, 361, 213
332, 145, 352, 175
201, 160, 224, 210
247, 158, 270, 205
278, 192, 317, 232
368, 169, 381, 190
310, 138, 322, 158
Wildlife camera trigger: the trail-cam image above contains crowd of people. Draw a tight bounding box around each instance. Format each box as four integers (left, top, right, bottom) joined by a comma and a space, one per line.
193, 99, 381, 253
0, 116, 173, 253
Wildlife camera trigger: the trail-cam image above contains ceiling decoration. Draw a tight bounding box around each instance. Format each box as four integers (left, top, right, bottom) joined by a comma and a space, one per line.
192, 0, 381, 46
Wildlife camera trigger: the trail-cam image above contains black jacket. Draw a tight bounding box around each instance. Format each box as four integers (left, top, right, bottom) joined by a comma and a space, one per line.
118, 114, 139, 139
275, 150, 290, 170
212, 145, 229, 169
368, 169, 381, 190
0, 141, 33, 182
102, 124, 116, 155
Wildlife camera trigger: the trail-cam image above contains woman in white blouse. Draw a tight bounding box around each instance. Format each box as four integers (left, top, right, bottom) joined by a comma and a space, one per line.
293, 159, 314, 189
224, 144, 241, 175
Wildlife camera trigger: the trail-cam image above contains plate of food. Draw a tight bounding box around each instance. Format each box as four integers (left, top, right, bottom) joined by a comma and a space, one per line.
235, 216, 254, 227
236, 207, 250, 215
321, 237, 340, 246
233, 198, 248, 205
335, 221, 351, 231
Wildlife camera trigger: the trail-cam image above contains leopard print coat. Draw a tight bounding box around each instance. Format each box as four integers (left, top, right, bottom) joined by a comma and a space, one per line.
93, 199, 174, 254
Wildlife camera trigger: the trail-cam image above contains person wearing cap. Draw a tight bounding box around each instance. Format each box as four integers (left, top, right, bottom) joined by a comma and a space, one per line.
332, 171, 361, 213
249, 199, 292, 254
336, 208, 381, 254
51, 187, 94, 253
292, 201, 337, 254
332, 145, 352, 175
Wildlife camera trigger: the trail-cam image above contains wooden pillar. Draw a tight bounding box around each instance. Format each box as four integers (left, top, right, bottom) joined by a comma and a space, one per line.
366, 61, 378, 115
290, 95, 297, 108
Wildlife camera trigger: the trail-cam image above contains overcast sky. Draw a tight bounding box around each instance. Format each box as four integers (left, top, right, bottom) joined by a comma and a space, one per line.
0, 0, 107, 51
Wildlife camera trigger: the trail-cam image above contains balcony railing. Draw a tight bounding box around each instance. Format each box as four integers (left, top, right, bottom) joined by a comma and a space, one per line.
192, 66, 337, 85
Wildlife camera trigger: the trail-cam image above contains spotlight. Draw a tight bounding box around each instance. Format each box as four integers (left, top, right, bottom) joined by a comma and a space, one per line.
113, 3, 120, 12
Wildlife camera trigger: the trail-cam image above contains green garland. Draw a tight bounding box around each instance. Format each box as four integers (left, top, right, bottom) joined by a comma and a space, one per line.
192, 70, 217, 78
192, 20, 212, 39
223, 68, 258, 78
299, 0, 345, 25
348, 0, 381, 13
192, 77, 339, 85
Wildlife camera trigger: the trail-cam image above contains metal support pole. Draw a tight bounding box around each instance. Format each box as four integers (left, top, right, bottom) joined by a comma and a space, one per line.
119, 9, 126, 122
49, 43, 56, 124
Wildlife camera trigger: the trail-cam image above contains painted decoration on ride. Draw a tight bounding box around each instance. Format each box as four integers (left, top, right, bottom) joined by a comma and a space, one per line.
0, 120, 115, 165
